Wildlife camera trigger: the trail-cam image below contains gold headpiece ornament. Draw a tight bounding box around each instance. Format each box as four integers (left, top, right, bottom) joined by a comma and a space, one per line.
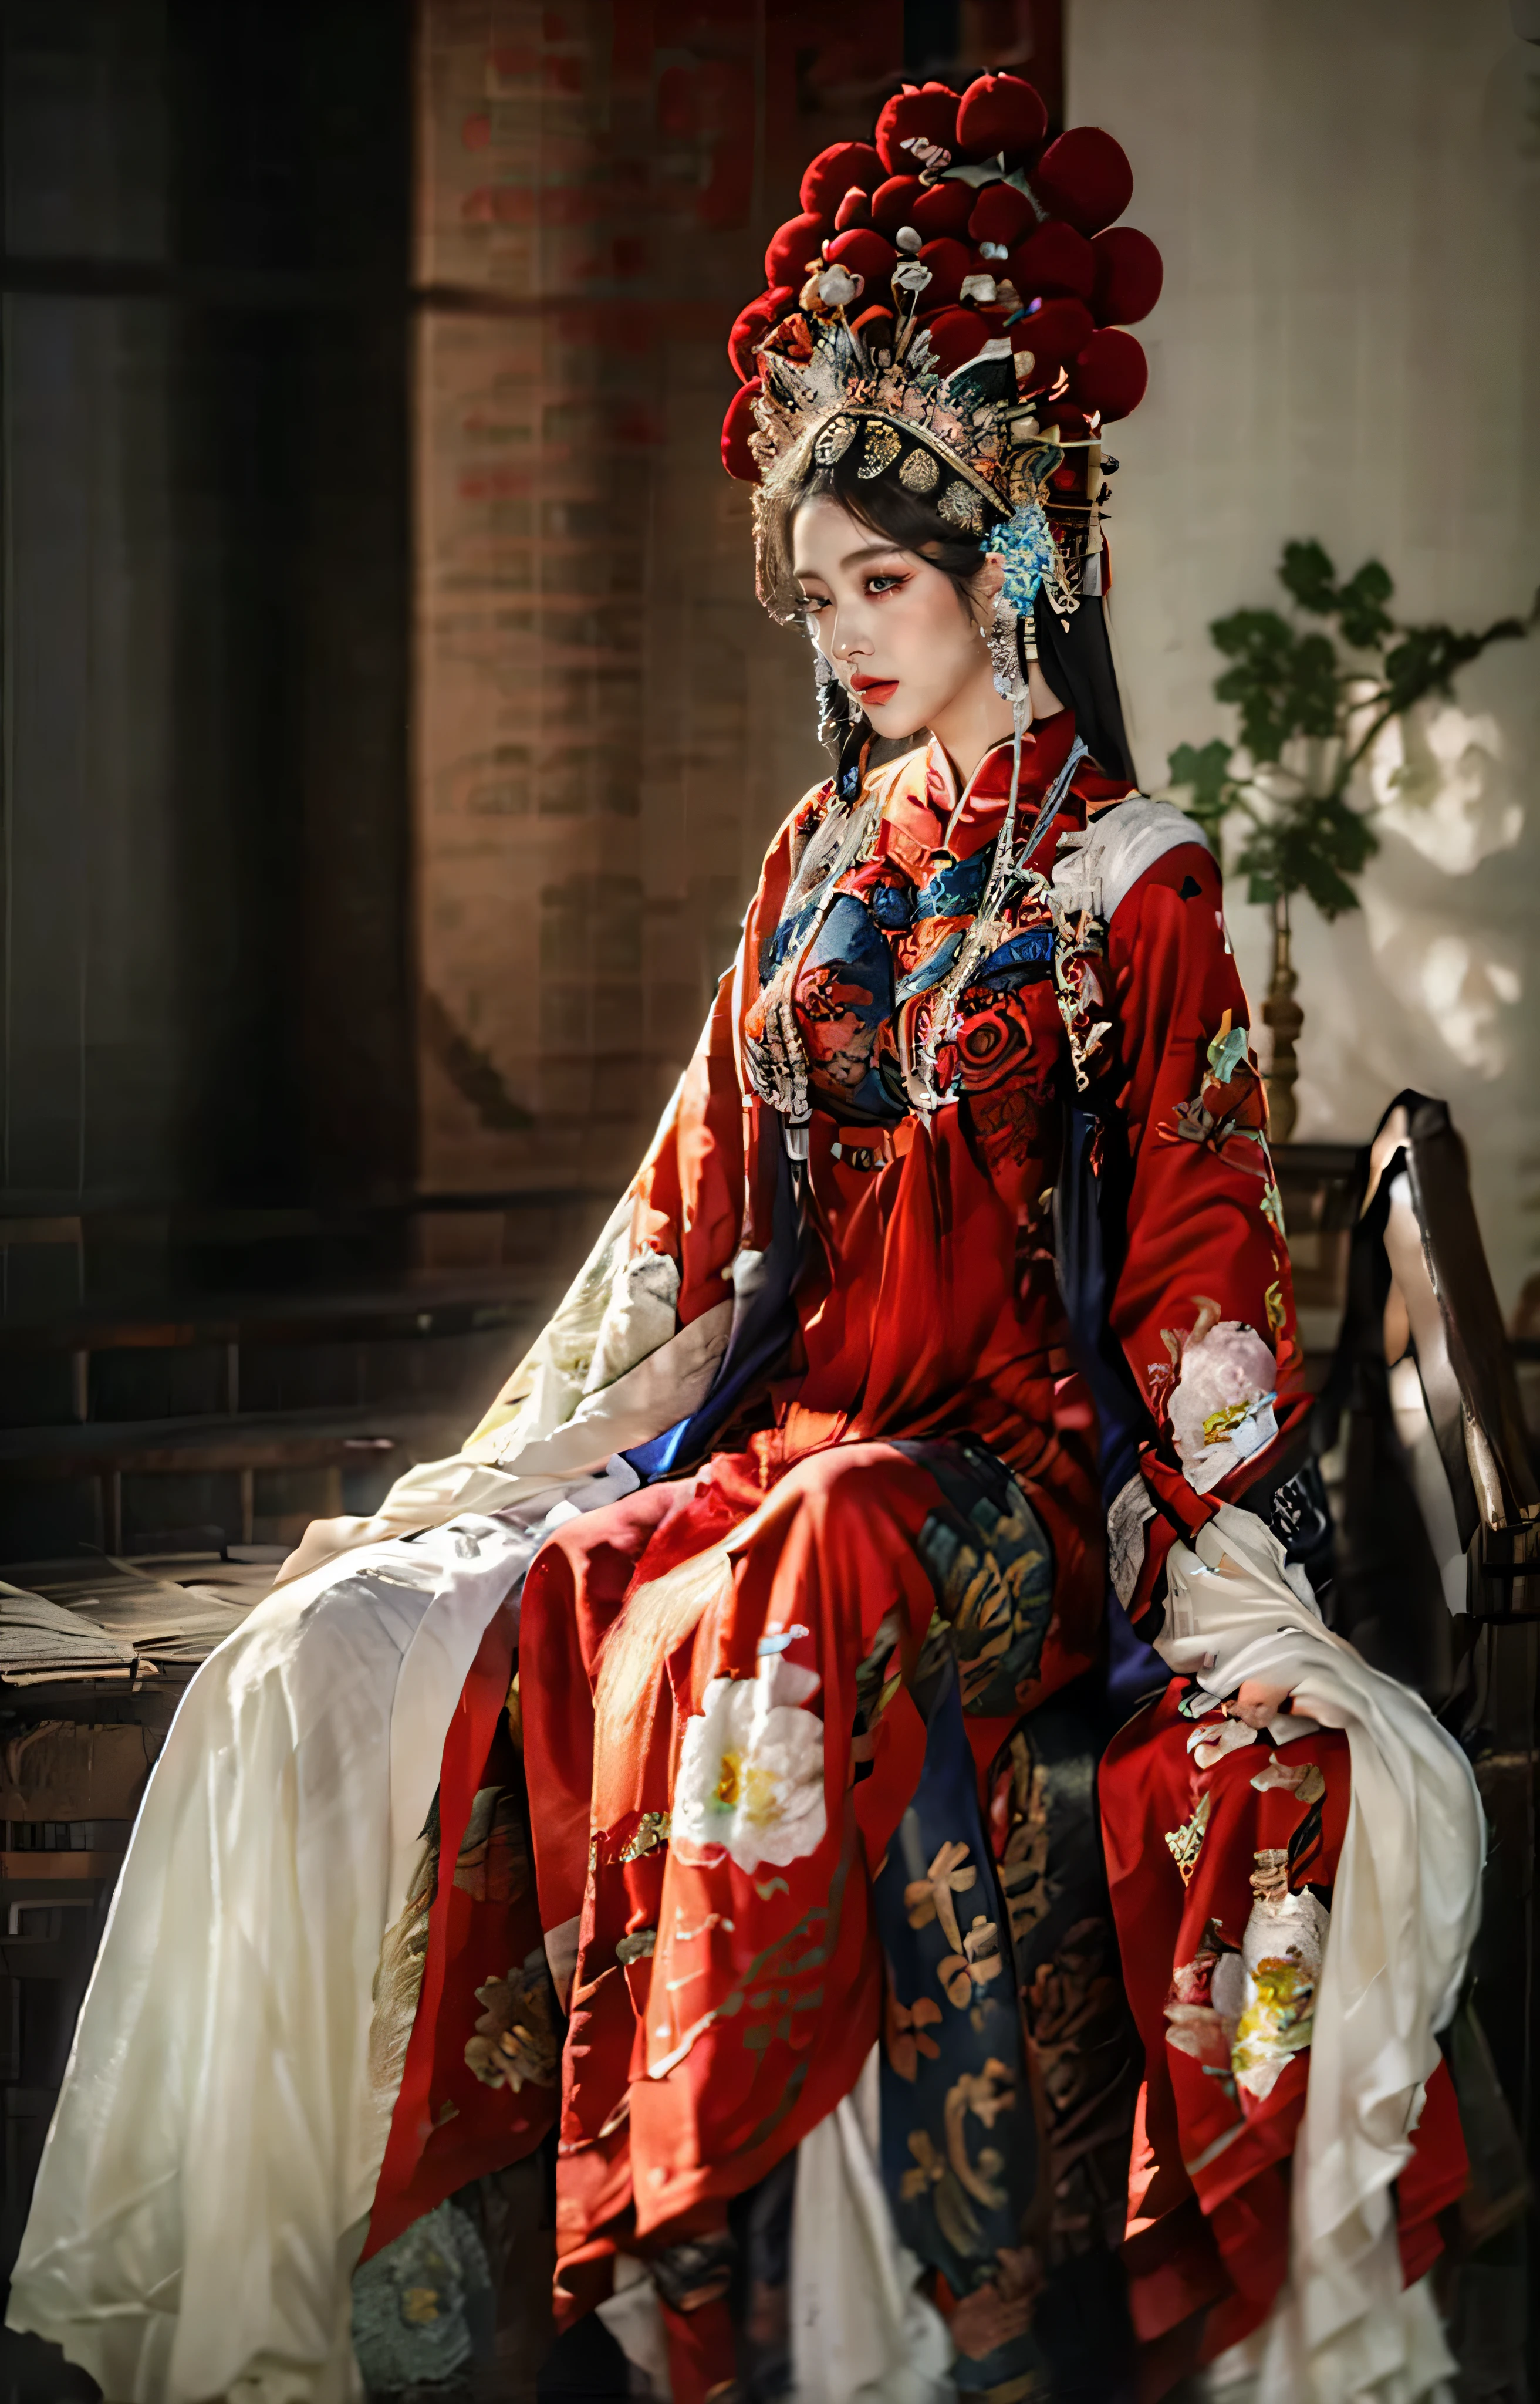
722, 73, 1163, 616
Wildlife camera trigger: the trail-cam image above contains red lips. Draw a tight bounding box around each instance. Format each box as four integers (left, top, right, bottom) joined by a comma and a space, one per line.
851, 672, 899, 705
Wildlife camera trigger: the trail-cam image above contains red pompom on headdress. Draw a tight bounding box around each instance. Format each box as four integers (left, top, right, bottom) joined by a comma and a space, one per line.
1090, 227, 1163, 326
968, 184, 1035, 251
799, 142, 883, 218
827, 228, 898, 288
955, 72, 1048, 163
909, 180, 974, 239
1010, 221, 1095, 302
1031, 128, 1134, 235
763, 211, 828, 290
723, 72, 1161, 612
870, 175, 925, 235
874, 82, 961, 176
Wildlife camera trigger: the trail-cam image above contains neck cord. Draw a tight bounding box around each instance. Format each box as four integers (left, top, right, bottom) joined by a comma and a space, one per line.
908, 730, 1089, 1111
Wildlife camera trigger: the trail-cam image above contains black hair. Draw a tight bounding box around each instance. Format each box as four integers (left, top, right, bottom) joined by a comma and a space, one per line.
758, 438, 1137, 788
1032, 583, 1136, 788
757, 441, 989, 622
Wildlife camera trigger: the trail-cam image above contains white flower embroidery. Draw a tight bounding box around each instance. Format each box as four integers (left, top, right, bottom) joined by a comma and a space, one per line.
1231, 1886, 1330, 2101
1168, 1319, 1278, 1495
673, 1655, 826, 1874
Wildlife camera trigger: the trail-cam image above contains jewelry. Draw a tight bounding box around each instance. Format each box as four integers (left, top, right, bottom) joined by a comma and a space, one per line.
984, 590, 1028, 710
857, 422, 902, 478
745, 785, 883, 1160
899, 443, 940, 494
938, 478, 985, 532
813, 414, 857, 466
811, 632, 848, 751
903, 731, 1090, 1113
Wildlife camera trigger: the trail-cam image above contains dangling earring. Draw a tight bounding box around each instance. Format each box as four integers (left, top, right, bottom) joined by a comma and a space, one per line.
812, 634, 849, 757
984, 593, 1035, 880
983, 592, 1031, 722
811, 632, 867, 767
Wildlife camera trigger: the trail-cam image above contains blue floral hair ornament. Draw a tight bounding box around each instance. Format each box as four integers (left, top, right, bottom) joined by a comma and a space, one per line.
981, 498, 1058, 616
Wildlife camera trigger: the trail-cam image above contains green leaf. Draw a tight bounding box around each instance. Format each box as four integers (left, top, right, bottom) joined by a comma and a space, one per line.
1384, 612, 1531, 713
1335, 559, 1394, 649
1231, 785, 1376, 914
1268, 792, 1378, 916
1208, 1024, 1250, 1081
1211, 609, 1301, 761
1210, 606, 1295, 661
1235, 825, 1282, 890
1167, 737, 1234, 833
1292, 632, 1340, 738
1200, 543, 1536, 925
1211, 613, 1343, 760
1296, 854, 1362, 919
1278, 542, 1393, 646
1279, 539, 1338, 614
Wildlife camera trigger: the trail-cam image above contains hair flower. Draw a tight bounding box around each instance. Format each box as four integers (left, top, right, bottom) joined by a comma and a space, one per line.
982, 498, 1058, 615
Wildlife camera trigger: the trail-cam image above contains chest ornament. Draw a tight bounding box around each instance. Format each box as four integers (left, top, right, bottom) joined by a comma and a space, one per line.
747, 738, 1121, 1154
744, 789, 882, 1156
900, 736, 1107, 1113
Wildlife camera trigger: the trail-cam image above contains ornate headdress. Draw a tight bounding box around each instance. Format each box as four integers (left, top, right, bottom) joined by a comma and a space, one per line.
721, 73, 1161, 705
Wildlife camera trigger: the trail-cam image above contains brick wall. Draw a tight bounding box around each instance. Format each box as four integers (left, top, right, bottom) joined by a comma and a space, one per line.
411, 1, 910, 1207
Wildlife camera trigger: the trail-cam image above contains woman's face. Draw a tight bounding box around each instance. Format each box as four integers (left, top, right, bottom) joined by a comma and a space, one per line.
791, 493, 997, 744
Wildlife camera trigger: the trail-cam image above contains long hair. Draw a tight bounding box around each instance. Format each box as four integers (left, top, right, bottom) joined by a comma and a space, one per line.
1032, 582, 1135, 786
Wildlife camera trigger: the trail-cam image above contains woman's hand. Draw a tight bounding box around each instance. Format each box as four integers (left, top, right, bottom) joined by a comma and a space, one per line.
1225, 1677, 1295, 1729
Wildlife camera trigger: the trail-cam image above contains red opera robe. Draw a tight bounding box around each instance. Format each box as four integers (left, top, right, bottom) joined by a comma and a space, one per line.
370, 709, 1464, 2392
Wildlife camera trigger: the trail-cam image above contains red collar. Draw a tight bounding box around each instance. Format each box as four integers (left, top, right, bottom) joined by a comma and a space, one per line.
905, 708, 1082, 862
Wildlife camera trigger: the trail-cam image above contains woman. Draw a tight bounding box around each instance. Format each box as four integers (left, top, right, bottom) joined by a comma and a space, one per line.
11, 70, 1481, 2404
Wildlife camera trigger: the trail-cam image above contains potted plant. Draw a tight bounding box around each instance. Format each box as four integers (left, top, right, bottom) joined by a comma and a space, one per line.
1167, 541, 1535, 1140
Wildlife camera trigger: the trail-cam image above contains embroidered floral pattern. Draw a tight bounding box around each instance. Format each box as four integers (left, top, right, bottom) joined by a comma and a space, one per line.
899, 2057, 1020, 2258
938, 1912, 1008, 2007
673, 1653, 826, 1873
913, 1441, 1055, 1717
1249, 1754, 1325, 1804
1024, 1916, 1140, 2258
886, 1986, 944, 2080
995, 1737, 1054, 1947
901, 1834, 1006, 2008
1167, 1012, 1266, 1160
617, 1811, 671, 1863
1163, 1916, 1244, 2078
1230, 1877, 1330, 2103
1167, 1318, 1279, 1494
904, 1838, 978, 1947
464, 1949, 559, 2092
1163, 1790, 1211, 1886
